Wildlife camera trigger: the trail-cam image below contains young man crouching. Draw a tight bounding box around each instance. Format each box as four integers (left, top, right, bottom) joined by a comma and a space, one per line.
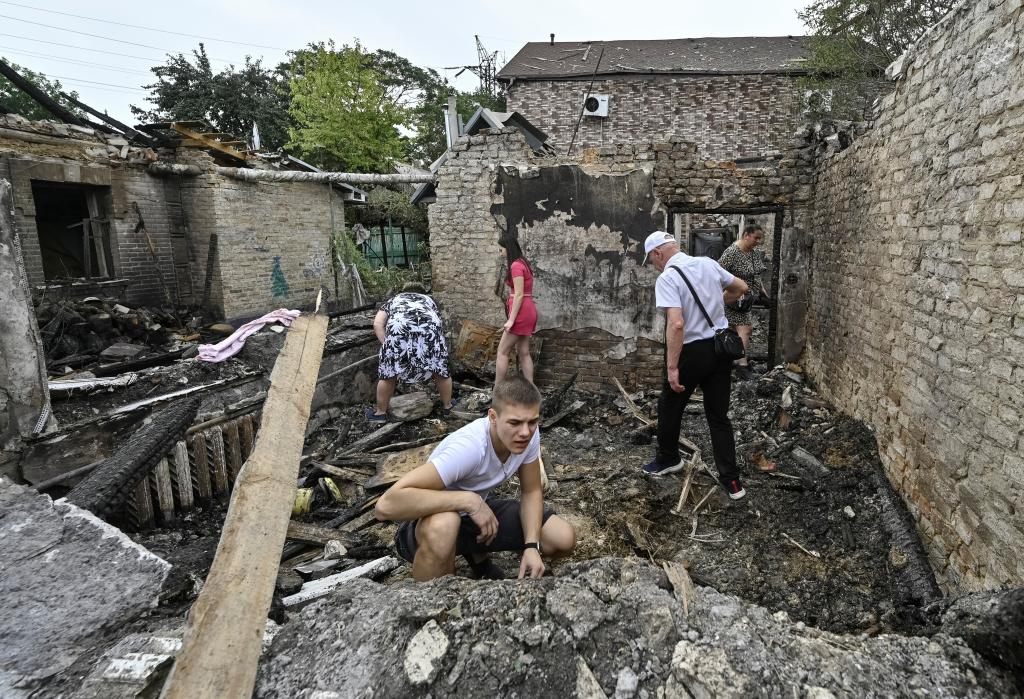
374, 376, 576, 581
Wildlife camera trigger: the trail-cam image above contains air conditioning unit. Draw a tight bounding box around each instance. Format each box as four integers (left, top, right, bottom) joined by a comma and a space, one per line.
582, 93, 609, 117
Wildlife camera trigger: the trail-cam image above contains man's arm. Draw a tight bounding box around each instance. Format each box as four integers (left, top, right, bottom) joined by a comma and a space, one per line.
665, 306, 686, 393
723, 277, 749, 305
374, 461, 499, 543
372, 310, 388, 344
517, 457, 545, 579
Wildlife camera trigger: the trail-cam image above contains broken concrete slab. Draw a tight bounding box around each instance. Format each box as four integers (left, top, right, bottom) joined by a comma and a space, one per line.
254, 558, 1018, 698
0, 478, 170, 698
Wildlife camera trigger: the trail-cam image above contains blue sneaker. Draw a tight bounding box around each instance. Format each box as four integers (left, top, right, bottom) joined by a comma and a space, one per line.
365, 407, 388, 423
441, 399, 457, 418
642, 460, 684, 476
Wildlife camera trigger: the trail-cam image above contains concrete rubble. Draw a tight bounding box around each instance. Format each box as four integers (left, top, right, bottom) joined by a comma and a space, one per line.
254, 557, 1020, 698
0, 478, 170, 698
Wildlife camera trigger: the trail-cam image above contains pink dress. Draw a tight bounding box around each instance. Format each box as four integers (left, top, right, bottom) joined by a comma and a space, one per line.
506, 259, 538, 336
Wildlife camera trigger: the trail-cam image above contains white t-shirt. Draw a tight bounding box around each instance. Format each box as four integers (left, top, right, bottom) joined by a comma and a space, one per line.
429, 417, 541, 501
655, 252, 735, 344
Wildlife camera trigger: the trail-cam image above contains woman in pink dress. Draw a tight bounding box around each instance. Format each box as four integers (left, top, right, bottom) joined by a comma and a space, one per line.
495, 236, 538, 384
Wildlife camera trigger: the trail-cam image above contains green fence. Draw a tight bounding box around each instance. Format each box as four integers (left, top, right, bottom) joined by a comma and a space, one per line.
361, 225, 424, 268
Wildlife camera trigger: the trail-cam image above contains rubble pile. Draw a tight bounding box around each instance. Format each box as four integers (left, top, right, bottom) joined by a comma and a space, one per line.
255, 557, 1020, 698
35, 297, 195, 372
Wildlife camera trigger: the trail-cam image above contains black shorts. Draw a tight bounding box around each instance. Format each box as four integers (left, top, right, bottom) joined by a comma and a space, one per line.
394, 498, 555, 563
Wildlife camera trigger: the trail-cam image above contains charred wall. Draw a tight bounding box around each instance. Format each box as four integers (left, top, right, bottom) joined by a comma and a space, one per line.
428, 128, 816, 391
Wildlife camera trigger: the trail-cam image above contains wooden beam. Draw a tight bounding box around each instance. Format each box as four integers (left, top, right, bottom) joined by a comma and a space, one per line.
159, 312, 328, 699
59, 91, 158, 146
170, 122, 248, 163
0, 58, 89, 126
216, 167, 435, 185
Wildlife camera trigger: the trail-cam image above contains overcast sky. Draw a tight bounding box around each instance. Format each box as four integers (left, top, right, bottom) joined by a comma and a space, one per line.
0, 0, 811, 126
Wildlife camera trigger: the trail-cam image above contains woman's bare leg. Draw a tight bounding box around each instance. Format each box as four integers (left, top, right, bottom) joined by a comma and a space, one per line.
515, 335, 534, 383
495, 330, 518, 384
735, 324, 753, 367
375, 378, 396, 415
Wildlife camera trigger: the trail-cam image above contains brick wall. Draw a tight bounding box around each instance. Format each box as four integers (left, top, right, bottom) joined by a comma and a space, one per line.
804, 0, 1024, 591
507, 74, 804, 159
0, 148, 176, 307
429, 129, 817, 390
207, 176, 337, 320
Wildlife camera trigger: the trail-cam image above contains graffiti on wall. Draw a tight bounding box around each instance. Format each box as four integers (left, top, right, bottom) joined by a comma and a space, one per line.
271, 256, 290, 297
302, 241, 329, 279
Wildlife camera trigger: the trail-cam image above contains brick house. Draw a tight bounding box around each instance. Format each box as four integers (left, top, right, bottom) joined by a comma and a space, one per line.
497, 36, 812, 160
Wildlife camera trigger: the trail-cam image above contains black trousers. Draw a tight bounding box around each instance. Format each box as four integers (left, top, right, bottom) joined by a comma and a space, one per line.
655, 337, 739, 481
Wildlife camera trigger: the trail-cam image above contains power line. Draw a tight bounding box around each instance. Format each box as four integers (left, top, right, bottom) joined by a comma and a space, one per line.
0, 0, 289, 51
0, 46, 153, 75
0, 31, 166, 61
47, 74, 147, 91
0, 14, 238, 61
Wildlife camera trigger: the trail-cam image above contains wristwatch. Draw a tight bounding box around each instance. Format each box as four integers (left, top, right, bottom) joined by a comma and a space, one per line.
523, 541, 542, 553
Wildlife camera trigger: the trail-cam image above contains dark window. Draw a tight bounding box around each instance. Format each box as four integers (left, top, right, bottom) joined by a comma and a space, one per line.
31, 181, 112, 281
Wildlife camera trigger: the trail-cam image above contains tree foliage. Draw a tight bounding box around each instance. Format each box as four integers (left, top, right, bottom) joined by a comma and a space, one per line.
130, 44, 290, 150
797, 0, 956, 119
0, 59, 82, 121
410, 87, 507, 166
286, 42, 408, 172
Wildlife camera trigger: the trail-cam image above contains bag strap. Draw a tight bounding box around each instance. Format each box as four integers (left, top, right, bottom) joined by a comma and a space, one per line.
670, 265, 715, 329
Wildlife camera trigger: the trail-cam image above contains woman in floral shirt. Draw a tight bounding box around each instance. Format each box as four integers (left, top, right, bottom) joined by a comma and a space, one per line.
367, 283, 453, 421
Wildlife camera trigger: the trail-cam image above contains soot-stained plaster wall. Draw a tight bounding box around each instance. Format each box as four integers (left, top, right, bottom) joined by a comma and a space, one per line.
494, 165, 664, 341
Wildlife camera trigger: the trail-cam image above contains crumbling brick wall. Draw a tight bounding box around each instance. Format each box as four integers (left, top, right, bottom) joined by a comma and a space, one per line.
804, 0, 1024, 590
186, 165, 340, 321
0, 145, 176, 307
507, 74, 804, 160
428, 129, 816, 390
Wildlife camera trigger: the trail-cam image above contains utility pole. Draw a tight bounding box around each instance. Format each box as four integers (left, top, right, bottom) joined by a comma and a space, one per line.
444, 35, 502, 98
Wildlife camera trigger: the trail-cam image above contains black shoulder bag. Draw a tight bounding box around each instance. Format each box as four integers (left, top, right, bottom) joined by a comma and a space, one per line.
670, 266, 746, 360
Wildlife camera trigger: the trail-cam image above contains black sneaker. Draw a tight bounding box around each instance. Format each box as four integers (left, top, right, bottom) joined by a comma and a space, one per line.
466, 555, 506, 580
722, 478, 746, 500
642, 460, 685, 477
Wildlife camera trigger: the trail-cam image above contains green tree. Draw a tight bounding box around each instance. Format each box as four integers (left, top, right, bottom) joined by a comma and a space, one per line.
797, 0, 955, 119
286, 41, 407, 172
409, 87, 507, 166
131, 44, 290, 150
0, 59, 81, 121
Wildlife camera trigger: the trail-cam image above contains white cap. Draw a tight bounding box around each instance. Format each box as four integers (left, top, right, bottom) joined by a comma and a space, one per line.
642, 231, 674, 263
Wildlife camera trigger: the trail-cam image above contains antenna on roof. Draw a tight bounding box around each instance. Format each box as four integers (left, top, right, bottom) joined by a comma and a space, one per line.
550, 33, 555, 46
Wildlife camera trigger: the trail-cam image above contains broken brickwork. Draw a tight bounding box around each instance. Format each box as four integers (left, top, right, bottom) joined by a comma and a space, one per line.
0, 117, 340, 320
428, 129, 817, 391
804, 0, 1024, 590
507, 74, 804, 160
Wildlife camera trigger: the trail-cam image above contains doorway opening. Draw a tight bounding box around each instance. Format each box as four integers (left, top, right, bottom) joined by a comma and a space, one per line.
32, 181, 113, 281
670, 206, 784, 366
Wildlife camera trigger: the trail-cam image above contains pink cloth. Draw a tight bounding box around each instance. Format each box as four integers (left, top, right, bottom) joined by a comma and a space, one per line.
197, 308, 301, 362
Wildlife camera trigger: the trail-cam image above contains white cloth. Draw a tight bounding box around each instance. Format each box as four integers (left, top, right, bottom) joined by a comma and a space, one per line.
429, 417, 541, 501
654, 252, 735, 344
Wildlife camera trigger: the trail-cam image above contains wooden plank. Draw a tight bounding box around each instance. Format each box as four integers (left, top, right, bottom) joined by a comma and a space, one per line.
224, 421, 242, 482
286, 520, 359, 547
170, 122, 248, 163
151, 458, 175, 524
364, 443, 436, 489
238, 414, 254, 461
281, 557, 399, 609
340, 421, 401, 455
159, 313, 328, 699
206, 427, 229, 496
129, 479, 154, 530
312, 461, 374, 484
189, 433, 212, 500
171, 441, 194, 511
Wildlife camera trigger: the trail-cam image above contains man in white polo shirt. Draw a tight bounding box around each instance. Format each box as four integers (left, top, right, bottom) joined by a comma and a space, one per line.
642, 231, 751, 500
374, 376, 577, 581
